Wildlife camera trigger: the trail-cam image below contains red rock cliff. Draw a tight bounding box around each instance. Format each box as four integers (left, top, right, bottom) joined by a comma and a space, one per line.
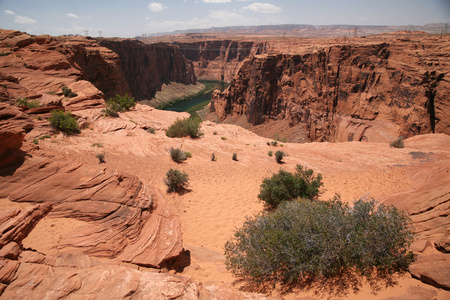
211, 36, 450, 142
173, 40, 268, 81
99, 39, 196, 100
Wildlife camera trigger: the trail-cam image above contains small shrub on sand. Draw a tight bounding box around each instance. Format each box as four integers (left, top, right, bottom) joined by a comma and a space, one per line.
258, 164, 323, 208
96, 152, 105, 163
164, 168, 189, 193
211, 153, 216, 161
225, 196, 415, 292
390, 137, 404, 148
268, 150, 273, 157
274, 150, 285, 163
147, 127, 156, 134
103, 94, 135, 117
166, 118, 200, 138
184, 151, 192, 158
232, 153, 238, 161
49, 110, 80, 134
170, 147, 187, 163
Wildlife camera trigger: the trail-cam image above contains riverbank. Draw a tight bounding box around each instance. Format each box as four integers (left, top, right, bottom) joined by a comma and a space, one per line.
141, 82, 205, 108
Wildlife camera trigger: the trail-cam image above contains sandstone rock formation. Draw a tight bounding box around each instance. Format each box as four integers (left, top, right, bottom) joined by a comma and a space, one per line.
99, 39, 196, 100
210, 35, 450, 143
0, 103, 33, 168
0, 29, 128, 107
0, 154, 183, 267
174, 40, 267, 81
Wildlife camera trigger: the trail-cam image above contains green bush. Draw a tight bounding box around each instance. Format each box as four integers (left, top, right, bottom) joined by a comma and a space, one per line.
390, 137, 404, 148
170, 147, 187, 163
258, 165, 323, 208
49, 110, 80, 134
96, 152, 105, 163
107, 94, 135, 111
16, 98, 40, 109
103, 94, 135, 117
147, 127, 156, 134
274, 150, 284, 163
164, 168, 189, 193
62, 86, 77, 98
268, 150, 273, 157
225, 197, 415, 290
166, 118, 201, 138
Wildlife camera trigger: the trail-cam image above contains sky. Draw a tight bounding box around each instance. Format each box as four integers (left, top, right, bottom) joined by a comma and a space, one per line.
0, 0, 449, 38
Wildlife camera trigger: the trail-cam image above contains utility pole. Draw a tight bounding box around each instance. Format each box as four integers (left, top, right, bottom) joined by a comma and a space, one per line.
84, 29, 89, 36
98, 30, 102, 37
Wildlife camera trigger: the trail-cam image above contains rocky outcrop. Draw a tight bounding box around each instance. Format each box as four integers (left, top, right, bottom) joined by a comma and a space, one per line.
99, 39, 196, 100
0, 103, 33, 168
211, 36, 450, 142
173, 40, 267, 81
0, 154, 183, 268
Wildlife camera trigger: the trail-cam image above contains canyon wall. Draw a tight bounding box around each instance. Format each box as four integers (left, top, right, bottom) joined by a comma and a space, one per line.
211, 36, 450, 143
100, 39, 196, 100
173, 40, 268, 82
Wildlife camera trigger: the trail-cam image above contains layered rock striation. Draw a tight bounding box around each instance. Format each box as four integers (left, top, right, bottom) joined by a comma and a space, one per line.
174, 40, 268, 81
99, 39, 196, 100
211, 36, 450, 142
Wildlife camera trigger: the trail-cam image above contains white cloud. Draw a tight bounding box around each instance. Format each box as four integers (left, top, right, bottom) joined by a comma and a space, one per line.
4, 10, 15, 15
201, 0, 232, 3
15, 15, 37, 24
245, 2, 282, 14
148, 2, 166, 12
67, 13, 79, 19
209, 10, 244, 22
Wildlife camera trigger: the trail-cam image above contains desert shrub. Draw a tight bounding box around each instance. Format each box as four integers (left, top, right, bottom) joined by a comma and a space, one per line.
274, 150, 284, 163
232, 153, 238, 161
211, 153, 216, 161
49, 110, 80, 134
271, 140, 278, 146
225, 197, 415, 289
258, 164, 322, 208
213, 131, 218, 135
170, 147, 187, 163
103, 94, 135, 117
164, 168, 189, 193
96, 152, 105, 163
390, 137, 404, 148
16, 98, 40, 109
268, 150, 273, 157
147, 127, 156, 134
166, 118, 200, 138
62, 86, 77, 98
108, 94, 135, 111
91, 142, 103, 147
221, 136, 228, 140
184, 151, 192, 158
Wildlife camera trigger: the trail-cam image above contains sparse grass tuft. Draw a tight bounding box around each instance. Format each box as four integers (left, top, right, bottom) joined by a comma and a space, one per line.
96, 152, 105, 163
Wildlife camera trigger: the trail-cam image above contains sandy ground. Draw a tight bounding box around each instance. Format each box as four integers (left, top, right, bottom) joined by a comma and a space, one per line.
3, 105, 449, 299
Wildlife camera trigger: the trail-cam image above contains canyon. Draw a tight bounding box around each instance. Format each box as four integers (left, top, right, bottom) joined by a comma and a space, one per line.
0, 28, 449, 299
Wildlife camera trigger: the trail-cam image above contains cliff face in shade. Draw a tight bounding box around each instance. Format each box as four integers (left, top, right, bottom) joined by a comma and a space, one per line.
211, 36, 450, 143
173, 40, 268, 82
99, 39, 196, 100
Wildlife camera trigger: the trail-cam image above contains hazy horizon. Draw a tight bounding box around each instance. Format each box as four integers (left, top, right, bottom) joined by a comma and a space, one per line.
1, 0, 449, 38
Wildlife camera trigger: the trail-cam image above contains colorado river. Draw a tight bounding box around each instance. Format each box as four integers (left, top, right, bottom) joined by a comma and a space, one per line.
163, 81, 228, 112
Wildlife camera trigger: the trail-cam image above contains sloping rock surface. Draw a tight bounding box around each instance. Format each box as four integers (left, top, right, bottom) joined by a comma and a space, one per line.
0, 154, 183, 267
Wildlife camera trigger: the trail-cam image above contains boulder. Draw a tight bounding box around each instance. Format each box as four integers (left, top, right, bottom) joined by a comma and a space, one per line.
409, 254, 450, 290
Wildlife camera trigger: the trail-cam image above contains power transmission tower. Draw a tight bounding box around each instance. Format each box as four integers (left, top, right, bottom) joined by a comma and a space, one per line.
84, 29, 89, 36
353, 26, 357, 37
98, 30, 102, 37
